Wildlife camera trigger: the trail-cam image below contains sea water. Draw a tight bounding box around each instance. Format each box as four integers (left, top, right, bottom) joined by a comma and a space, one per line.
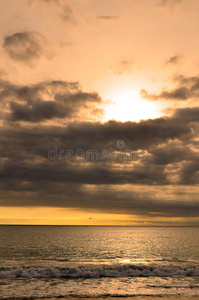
0, 225, 198, 298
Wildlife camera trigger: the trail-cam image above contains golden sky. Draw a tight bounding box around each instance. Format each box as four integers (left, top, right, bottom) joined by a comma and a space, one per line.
0, 0, 198, 225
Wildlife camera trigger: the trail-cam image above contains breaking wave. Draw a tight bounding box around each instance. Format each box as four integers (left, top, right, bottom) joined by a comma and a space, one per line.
0, 263, 198, 279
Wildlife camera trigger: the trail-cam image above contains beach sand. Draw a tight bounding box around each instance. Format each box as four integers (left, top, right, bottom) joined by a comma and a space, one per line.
2, 297, 199, 300
32, 296, 199, 300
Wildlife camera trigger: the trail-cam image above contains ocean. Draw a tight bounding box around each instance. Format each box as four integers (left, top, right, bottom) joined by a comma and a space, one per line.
0, 225, 198, 299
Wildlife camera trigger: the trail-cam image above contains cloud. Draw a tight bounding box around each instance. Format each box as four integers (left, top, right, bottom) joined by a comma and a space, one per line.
97, 15, 119, 21
0, 80, 198, 187
29, 0, 64, 6
180, 156, 199, 185
173, 74, 199, 89
166, 55, 181, 65
0, 79, 104, 122
140, 74, 199, 101
111, 59, 134, 75
0, 77, 198, 221
140, 87, 190, 101
0, 179, 198, 219
61, 6, 74, 22
33, 0, 75, 23
3, 31, 51, 66
173, 106, 199, 122
41, 0, 62, 3
149, 141, 191, 165
160, 0, 184, 7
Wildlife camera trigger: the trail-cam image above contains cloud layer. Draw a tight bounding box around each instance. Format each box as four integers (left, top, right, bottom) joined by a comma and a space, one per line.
140, 75, 199, 101
0, 77, 198, 223
3, 32, 49, 65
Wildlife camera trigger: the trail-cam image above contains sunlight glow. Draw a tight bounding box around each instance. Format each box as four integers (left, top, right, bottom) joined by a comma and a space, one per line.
103, 89, 164, 122
122, 259, 132, 263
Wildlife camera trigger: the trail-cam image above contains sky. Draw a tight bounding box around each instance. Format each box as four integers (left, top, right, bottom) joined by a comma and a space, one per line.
0, 0, 199, 225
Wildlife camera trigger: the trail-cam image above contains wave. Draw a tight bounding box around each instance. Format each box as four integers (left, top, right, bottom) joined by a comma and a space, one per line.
0, 263, 199, 279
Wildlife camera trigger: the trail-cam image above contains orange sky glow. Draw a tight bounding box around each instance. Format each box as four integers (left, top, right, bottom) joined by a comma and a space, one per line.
0, 0, 198, 225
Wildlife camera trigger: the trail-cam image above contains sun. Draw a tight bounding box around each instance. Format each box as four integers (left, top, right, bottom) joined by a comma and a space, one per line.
102, 89, 164, 122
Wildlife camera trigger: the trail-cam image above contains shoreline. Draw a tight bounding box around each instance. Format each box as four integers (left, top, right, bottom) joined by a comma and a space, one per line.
2, 296, 199, 300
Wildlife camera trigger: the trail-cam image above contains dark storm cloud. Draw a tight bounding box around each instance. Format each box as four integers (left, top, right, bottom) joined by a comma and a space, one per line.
0, 106, 198, 188
9, 100, 67, 122
173, 106, 199, 122
0, 79, 103, 122
0, 158, 169, 186
0, 78, 198, 220
140, 74, 199, 101
3, 32, 49, 65
0, 180, 198, 218
149, 142, 191, 165
53, 116, 190, 151
180, 156, 199, 185
0, 115, 189, 159
10, 91, 102, 122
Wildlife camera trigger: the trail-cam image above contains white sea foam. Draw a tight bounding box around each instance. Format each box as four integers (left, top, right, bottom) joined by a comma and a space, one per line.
0, 263, 198, 279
